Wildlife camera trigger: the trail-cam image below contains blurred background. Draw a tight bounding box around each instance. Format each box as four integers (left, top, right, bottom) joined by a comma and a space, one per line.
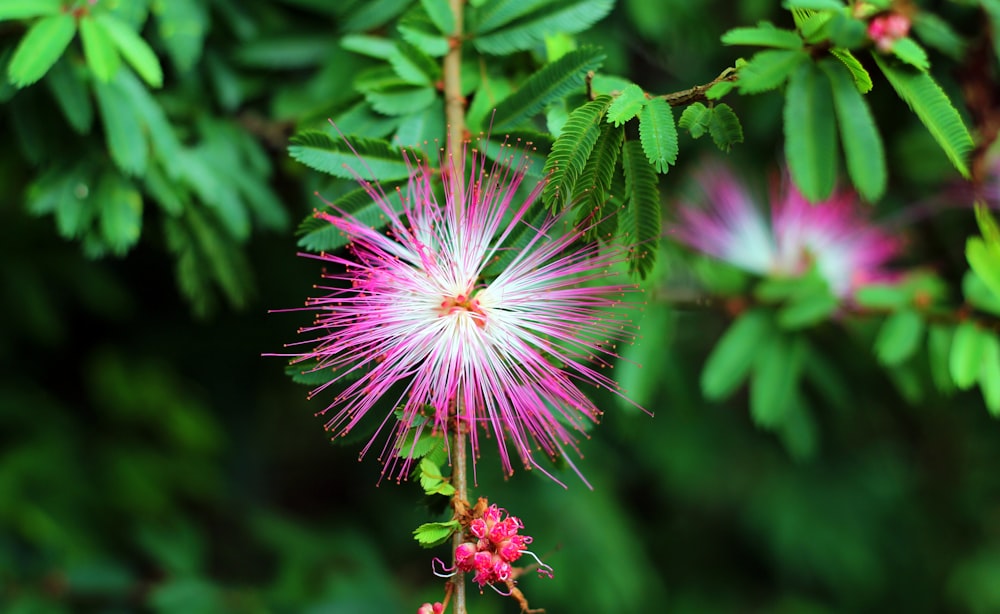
4, 0, 1000, 612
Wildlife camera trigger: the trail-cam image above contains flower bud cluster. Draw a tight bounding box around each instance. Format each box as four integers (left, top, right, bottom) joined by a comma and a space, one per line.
867, 13, 910, 52
416, 602, 444, 614
454, 504, 533, 588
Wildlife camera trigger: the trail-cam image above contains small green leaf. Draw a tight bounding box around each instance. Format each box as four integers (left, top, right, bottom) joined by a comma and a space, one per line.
784, 0, 844, 8
678, 102, 710, 139
7, 13, 76, 87
855, 284, 911, 309
830, 48, 873, 93
980, 333, 1000, 416
413, 520, 461, 548
822, 59, 886, 202
750, 334, 804, 428
420, 0, 455, 34
874, 309, 924, 367
708, 103, 744, 152
784, 60, 837, 202
606, 83, 646, 127
721, 25, 802, 49
776, 291, 839, 329
873, 53, 973, 179
95, 14, 163, 88
638, 96, 677, 174
93, 77, 148, 176
0, 0, 62, 21
80, 15, 121, 82
288, 132, 413, 181
97, 173, 144, 255
418, 458, 455, 497
950, 321, 988, 390
388, 40, 440, 86
706, 80, 735, 100
736, 48, 808, 94
890, 37, 929, 71
701, 309, 773, 401
967, 239, 1000, 302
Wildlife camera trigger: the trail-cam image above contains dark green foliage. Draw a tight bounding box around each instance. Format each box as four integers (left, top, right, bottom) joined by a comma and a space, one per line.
784, 60, 838, 202
491, 46, 605, 130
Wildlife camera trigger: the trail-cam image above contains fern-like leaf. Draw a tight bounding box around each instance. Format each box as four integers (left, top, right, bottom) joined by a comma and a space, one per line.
606, 83, 646, 127
721, 25, 802, 49
708, 103, 744, 152
873, 53, 972, 178
297, 184, 405, 252
541, 95, 612, 212
288, 131, 414, 181
573, 122, 623, 241
472, 0, 614, 55
830, 48, 872, 93
638, 97, 677, 174
492, 46, 605, 131
621, 140, 660, 277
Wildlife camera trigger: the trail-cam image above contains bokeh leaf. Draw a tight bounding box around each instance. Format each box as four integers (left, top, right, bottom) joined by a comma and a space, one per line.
7, 13, 76, 87
784, 60, 837, 202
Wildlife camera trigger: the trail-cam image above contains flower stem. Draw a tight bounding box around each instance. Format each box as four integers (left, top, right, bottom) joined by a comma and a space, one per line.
451, 424, 469, 614
444, 0, 466, 220
444, 3, 468, 611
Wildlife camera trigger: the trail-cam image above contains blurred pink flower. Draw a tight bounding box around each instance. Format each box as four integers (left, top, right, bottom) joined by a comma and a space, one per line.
672, 164, 901, 297
868, 13, 911, 52
281, 143, 635, 485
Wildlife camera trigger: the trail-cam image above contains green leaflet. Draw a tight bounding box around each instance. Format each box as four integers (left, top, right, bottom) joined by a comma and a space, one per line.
541, 95, 612, 211
822, 59, 886, 202
7, 12, 76, 87
750, 333, 804, 429
288, 132, 413, 181
638, 97, 677, 174
97, 173, 144, 256
153, 0, 208, 73
873, 53, 973, 179
419, 0, 455, 34
679, 102, 711, 138
413, 520, 460, 548
80, 15, 122, 82
830, 48, 872, 93
912, 12, 965, 61
967, 203, 1000, 300
621, 139, 660, 277
388, 40, 440, 86
708, 103, 744, 152
701, 309, 773, 401
95, 14, 163, 88
980, 333, 1000, 416
472, 0, 614, 55
736, 48, 808, 94
573, 122, 623, 241
297, 184, 405, 252
890, 37, 929, 72
784, 60, 837, 202
0, 0, 62, 21
950, 321, 987, 390
606, 83, 647, 127
874, 309, 924, 367
93, 77, 148, 176
721, 25, 802, 49
492, 46, 605, 131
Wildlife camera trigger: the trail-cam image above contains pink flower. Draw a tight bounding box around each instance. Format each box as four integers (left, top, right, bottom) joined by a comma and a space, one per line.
282, 142, 635, 484
672, 164, 900, 298
868, 13, 911, 52
417, 603, 443, 614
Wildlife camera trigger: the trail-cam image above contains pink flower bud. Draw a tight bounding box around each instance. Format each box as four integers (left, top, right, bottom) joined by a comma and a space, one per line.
455, 541, 477, 570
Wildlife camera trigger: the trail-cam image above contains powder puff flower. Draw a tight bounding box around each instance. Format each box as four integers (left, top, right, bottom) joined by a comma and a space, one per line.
281, 141, 635, 484
672, 164, 900, 298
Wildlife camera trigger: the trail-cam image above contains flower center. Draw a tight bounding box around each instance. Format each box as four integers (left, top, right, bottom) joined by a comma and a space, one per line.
439, 292, 487, 328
